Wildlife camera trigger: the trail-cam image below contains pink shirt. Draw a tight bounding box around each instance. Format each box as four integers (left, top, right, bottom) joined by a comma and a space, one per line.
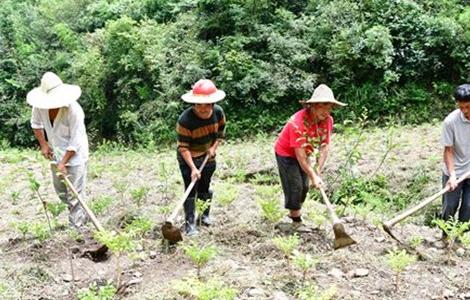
274, 108, 333, 158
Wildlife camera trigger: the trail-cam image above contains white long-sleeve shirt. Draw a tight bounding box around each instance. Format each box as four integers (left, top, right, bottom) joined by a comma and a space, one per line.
31, 102, 89, 166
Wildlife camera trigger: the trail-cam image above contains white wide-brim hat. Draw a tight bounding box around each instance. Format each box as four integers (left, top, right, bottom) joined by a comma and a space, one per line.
181, 79, 226, 104
304, 84, 346, 106
27, 72, 81, 109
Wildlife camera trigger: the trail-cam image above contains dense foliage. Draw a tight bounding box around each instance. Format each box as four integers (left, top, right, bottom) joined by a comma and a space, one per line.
1, 0, 469, 147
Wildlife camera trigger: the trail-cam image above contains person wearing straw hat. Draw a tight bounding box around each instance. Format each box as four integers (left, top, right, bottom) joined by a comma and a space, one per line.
27, 72, 89, 229
274, 84, 346, 229
177, 79, 226, 236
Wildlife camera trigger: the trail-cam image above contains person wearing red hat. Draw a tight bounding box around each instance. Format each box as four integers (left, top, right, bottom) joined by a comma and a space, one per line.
274, 84, 346, 229
177, 79, 226, 236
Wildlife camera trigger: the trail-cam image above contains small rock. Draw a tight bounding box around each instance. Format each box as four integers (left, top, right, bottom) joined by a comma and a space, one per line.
459, 292, 470, 299
247, 287, 265, 298
328, 268, 344, 279
133, 271, 142, 278
135, 244, 144, 252
128, 278, 143, 285
433, 277, 441, 283
149, 251, 157, 259
354, 268, 369, 277
443, 289, 454, 298
272, 291, 289, 300
343, 216, 355, 223
375, 236, 385, 243
431, 296, 439, 300
62, 274, 73, 282
455, 248, 465, 257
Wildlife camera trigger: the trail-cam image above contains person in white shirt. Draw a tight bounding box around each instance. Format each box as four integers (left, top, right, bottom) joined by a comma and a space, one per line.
27, 72, 89, 229
440, 84, 470, 234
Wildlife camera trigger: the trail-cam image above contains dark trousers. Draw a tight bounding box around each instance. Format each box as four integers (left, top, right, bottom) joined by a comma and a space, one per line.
178, 155, 216, 223
276, 154, 309, 210
442, 173, 470, 222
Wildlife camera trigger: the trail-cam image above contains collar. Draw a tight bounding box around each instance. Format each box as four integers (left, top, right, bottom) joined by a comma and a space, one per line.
460, 111, 470, 123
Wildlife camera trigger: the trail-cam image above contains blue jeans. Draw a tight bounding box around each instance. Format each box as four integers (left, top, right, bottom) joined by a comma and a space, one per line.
441, 173, 470, 222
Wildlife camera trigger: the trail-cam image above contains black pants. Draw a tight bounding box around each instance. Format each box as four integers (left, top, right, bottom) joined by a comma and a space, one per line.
442, 173, 470, 222
178, 154, 216, 223
276, 153, 309, 210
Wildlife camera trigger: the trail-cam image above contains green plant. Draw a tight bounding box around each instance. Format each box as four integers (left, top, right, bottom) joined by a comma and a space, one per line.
113, 181, 129, 202
195, 199, 211, 226
295, 282, 337, 300
174, 277, 236, 300
385, 249, 416, 291
408, 235, 424, 250
94, 230, 135, 286
272, 234, 301, 263
183, 242, 217, 279
10, 191, 20, 205
90, 196, 114, 215
432, 218, 470, 262
31, 222, 51, 242
77, 282, 116, 300
124, 217, 153, 238
130, 186, 149, 207
28, 173, 52, 232
47, 201, 67, 218
16, 221, 30, 240
214, 183, 238, 206
291, 250, 318, 281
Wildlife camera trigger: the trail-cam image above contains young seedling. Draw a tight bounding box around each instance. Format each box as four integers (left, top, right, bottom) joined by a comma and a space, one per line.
195, 199, 211, 226
77, 281, 116, 300
183, 242, 217, 279
10, 191, 20, 205
385, 249, 416, 291
174, 277, 236, 300
124, 216, 153, 239
272, 234, 301, 266
295, 282, 337, 300
113, 181, 129, 203
28, 173, 52, 232
408, 235, 423, 250
31, 222, 51, 242
90, 196, 114, 215
94, 230, 135, 287
257, 198, 283, 225
214, 183, 238, 206
432, 218, 470, 262
291, 250, 318, 281
16, 221, 30, 240
130, 186, 149, 208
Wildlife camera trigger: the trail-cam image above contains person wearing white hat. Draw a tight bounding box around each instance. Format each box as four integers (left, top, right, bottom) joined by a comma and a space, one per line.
274, 84, 346, 229
27, 72, 89, 229
177, 79, 226, 236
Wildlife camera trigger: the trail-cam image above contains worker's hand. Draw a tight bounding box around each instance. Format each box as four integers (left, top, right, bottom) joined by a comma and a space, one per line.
191, 167, 201, 181
446, 173, 458, 191
310, 173, 324, 189
57, 162, 67, 176
40, 144, 53, 160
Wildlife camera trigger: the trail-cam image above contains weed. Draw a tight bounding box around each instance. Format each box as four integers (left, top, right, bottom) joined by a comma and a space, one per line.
113, 181, 129, 202
174, 277, 236, 300
16, 221, 30, 240
77, 282, 116, 300
385, 249, 416, 291
183, 242, 217, 279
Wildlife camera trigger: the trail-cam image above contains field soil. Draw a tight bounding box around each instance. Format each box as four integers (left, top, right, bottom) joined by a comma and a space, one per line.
1, 123, 470, 299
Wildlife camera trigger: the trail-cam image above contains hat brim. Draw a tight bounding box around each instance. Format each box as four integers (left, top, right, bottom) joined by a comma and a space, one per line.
27, 84, 81, 109
303, 98, 347, 106
181, 90, 226, 104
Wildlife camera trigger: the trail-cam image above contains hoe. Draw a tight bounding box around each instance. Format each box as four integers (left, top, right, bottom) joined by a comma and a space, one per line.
161, 155, 209, 243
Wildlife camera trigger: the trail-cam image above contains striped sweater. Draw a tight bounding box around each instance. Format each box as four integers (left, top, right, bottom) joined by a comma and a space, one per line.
176, 104, 226, 153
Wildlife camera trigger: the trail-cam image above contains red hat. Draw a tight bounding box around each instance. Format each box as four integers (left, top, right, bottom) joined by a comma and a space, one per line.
181, 79, 226, 103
